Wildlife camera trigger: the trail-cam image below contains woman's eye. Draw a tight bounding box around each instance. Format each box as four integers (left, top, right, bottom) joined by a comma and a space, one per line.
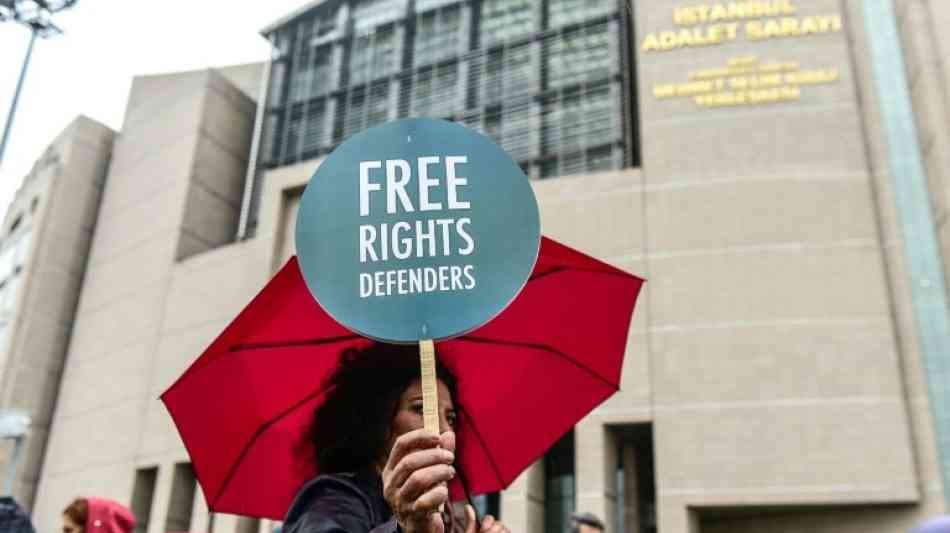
411, 404, 424, 413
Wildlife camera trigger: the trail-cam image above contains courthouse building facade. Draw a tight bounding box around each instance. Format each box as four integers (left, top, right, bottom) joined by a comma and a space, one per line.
2, 0, 949, 532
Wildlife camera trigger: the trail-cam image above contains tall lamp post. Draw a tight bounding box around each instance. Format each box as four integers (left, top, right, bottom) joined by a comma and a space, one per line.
0, 409, 30, 496
0, 0, 79, 169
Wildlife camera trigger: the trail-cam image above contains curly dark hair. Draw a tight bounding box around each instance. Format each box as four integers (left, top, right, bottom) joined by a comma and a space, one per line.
309, 342, 458, 474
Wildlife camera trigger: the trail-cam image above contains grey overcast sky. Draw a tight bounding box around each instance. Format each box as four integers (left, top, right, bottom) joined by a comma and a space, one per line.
0, 0, 313, 214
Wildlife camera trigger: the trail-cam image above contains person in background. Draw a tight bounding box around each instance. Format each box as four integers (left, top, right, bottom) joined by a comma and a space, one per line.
0, 496, 36, 533
62, 498, 135, 533
570, 512, 604, 533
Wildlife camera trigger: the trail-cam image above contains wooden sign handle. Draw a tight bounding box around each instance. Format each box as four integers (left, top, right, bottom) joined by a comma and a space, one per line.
419, 339, 440, 434
418, 339, 446, 514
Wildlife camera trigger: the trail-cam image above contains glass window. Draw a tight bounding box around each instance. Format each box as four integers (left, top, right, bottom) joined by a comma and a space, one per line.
0, 321, 9, 377
353, 0, 408, 33
273, 29, 293, 58
13, 231, 30, 270
585, 84, 616, 142
343, 88, 367, 139
479, 43, 534, 105
483, 109, 501, 145
416, 0, 459, 11
300, 101, 329, 154
289, 47, 312, 103
349, 27, 398, 85
8, 215, 21, 235
480, 0, 538, 47
541, 83, 620, 178
311, 10, 341, 45
546, 22, 611, 90
472, 493, 500, 520
342, 83, 391, 138
548, 0, 615, 28
3, 276, 20, 316
500, 101, 537, 163
413, 6, 463, 66
131, 467, 158, 533
284, 107, 304, 162
0, 247, 13, 282
543, 85, 618, 155
267, 61, 287, 109
368, 82, 391, 127
587, 145, 615, 172
261, 112, 282, 165
164, 463, 197, 533
544, 431, 575, 533
292, 45, 335, 102
411, 64, 459, 118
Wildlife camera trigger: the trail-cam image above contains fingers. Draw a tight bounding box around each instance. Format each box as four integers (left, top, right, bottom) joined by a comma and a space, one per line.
464, 505, 477, 533
382, 428, 461, 533
480, 515, 508, 533
410, 482, 450, 514
389, 447, 454, 490
384, 429, 441, 473
398, 462, 455, 503
440, 430, 456, 453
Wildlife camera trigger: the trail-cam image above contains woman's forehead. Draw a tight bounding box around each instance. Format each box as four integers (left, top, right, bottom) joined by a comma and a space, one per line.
402, 379, 455, 405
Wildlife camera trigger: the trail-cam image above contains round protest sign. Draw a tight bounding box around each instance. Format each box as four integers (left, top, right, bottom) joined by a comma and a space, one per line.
296, 118, 541, 343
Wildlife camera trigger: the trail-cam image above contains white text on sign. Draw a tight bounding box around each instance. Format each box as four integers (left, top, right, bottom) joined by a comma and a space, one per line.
357, 157, 477, 298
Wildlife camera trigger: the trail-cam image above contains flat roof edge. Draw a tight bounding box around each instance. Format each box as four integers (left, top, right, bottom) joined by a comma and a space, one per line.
260, 0, 328, 35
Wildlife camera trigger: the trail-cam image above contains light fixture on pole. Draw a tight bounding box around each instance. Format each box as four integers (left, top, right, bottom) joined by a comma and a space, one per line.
0, 409, 30, 496
0, 0, 79, 169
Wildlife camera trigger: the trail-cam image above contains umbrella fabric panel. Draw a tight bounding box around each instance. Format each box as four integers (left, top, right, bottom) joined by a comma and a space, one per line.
474, 269, 640, 388
440, 341, 616, 497
212, 391, 325, 518
164, 340, 363, 512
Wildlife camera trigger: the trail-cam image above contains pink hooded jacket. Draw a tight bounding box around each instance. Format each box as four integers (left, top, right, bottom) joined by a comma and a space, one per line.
84, 498, 135, 533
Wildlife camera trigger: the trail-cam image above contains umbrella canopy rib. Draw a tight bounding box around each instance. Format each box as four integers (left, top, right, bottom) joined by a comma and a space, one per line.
229, 335, 361, 353
457, 406, 505, 488
211, 382, 334, 507
457, 336, 620, 391
529, 266, 632, 283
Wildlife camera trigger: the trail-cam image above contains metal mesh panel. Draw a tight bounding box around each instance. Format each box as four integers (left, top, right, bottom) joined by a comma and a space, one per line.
250, 0, 637, 232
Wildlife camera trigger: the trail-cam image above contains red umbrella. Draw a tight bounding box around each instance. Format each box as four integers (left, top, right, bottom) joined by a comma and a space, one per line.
161, 237, 644, 520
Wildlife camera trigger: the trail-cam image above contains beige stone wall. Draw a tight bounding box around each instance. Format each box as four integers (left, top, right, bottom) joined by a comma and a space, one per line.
0, 116, 115, 509
631, 1, 933, 531
214, 63, 264, 103
31, 68, 259, 533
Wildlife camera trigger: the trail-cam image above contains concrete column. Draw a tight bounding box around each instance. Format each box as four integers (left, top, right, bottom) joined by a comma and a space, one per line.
212, 513, 240, 533
575, 421, 617, 533
235, 516, 261, 533
258, 519, 279, 533
500, 460, 544, 533
189, 485, 211, 533
147, 463, 175, 533
621, 443, 640, 533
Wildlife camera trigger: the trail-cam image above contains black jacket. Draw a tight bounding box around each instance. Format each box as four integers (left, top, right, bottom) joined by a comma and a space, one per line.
283, 471, 398, 533
0, 497, 36, 533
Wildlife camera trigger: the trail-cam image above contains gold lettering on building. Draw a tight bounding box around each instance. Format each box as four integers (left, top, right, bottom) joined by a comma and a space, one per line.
652, 56, 840, 108
641, 0, 843, 52
673, 0, 797, 26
